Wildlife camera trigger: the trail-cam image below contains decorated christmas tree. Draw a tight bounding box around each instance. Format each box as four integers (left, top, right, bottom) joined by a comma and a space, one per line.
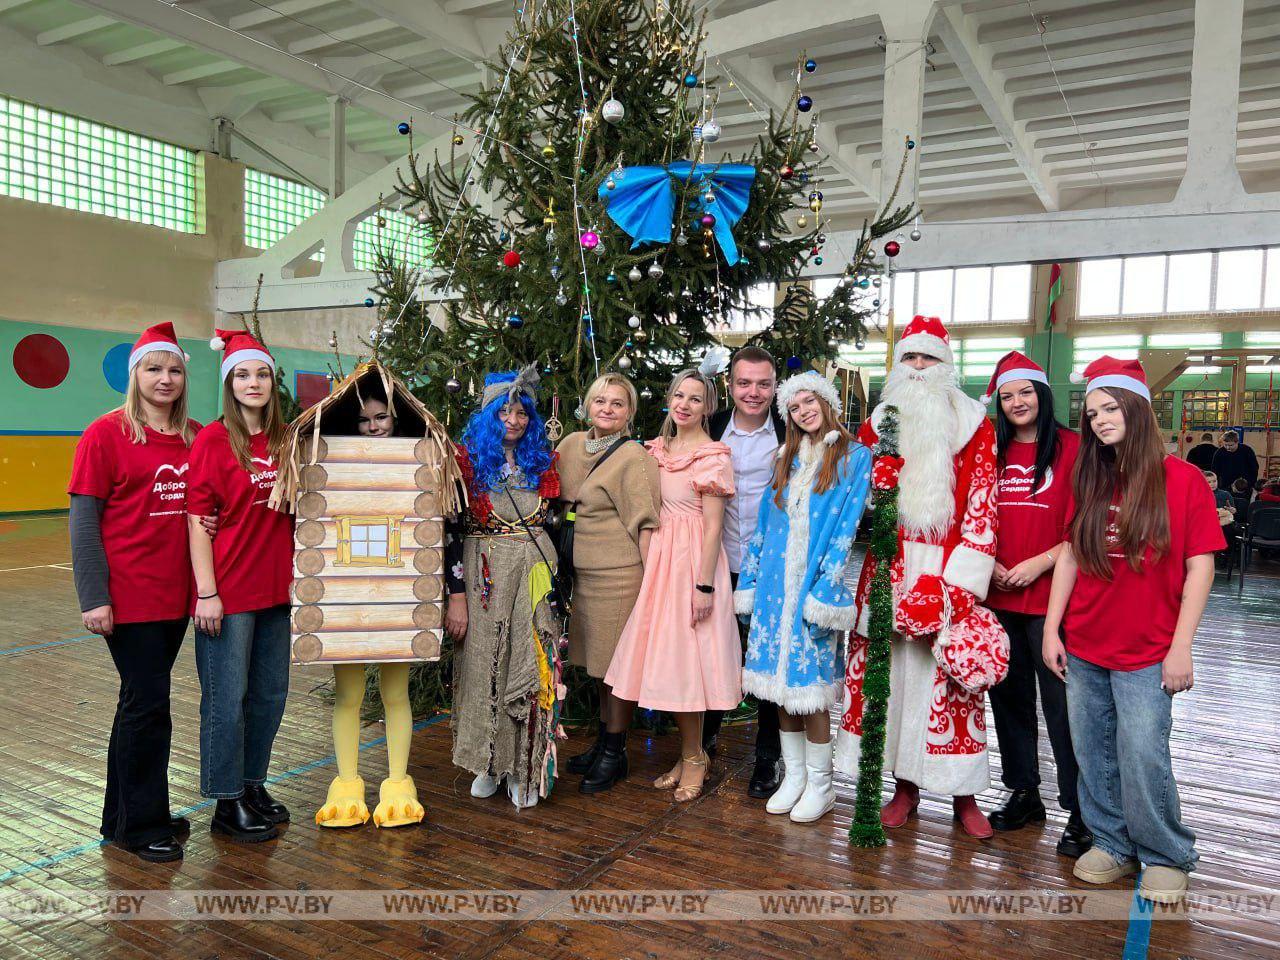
368, 0, 915, 429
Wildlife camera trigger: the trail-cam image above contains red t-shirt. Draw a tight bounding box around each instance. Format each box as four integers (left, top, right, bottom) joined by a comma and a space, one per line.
987, 428, 1080, 616
186, 421, 294, 616
1064, 455, 1225, 671
67, 411, 199, 624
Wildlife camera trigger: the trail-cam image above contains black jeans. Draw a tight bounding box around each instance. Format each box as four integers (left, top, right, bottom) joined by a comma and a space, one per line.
703, 572, 781, 762
101, 618, 187, 846
989, 609, 1079, 813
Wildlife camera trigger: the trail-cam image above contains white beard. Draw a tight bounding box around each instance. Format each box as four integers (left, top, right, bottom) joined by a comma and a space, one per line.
879, 362, 964, 541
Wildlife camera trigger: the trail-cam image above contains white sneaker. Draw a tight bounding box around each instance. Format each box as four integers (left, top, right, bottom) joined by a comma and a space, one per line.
765, 731, 809, 815
789, 739, 836, 823
470, 773, 500, 798
507, 778, 539, 810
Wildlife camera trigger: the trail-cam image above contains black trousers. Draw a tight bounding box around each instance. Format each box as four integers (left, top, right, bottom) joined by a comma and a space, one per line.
703, 572, 781, 762
989, 609, 1079, 813
101, 618, 187, 846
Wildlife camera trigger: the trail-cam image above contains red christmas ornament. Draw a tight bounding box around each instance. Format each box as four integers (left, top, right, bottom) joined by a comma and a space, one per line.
884, 240, 901, 258
779, 164, 794, 180
502, 250, 521, 268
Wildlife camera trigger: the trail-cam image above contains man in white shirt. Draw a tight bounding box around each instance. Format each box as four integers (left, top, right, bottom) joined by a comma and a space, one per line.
705, 346, 785, 798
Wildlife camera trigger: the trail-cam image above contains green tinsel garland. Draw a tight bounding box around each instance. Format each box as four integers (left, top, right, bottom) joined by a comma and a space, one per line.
849, 406, 900, 848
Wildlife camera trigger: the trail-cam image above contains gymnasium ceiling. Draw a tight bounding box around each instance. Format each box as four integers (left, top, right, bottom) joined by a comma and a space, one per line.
2, 0, 1278, 225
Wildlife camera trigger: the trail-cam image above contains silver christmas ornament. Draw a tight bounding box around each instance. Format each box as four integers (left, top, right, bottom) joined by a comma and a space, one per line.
327, 335, 337, 349
445, 376, 463, 394
640, 386, 653, 400
910, 227, 922, 241
416, 210, 429, 225
647, 260, 664, 279
628, 265, 642, 282
756, 236, 772, 252
628, 315, 641, 328
701, 118, 721, 143
555, 288, 568, 306
617, 355, 632, 370
601, 98, 625, 124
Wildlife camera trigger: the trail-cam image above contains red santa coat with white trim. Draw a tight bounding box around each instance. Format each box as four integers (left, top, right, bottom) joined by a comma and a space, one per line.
833, 400, 1000, 797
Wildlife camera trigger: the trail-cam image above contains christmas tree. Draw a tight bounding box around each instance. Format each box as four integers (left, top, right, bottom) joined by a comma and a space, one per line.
369, 0, 915, 429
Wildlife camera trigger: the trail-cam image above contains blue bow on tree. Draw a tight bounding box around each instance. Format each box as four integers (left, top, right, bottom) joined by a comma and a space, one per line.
597, 161, 757, 266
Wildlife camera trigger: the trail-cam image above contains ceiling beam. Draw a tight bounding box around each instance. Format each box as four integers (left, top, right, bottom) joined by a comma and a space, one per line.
705, 0, 881, 60
36, 14, 116, 46
163, 60, 244, 86
228, 0, 340, 32
287, 18, 398, 56
102, 37, 182, 66
933, 5, 1059, 210
346, 0, 486, 63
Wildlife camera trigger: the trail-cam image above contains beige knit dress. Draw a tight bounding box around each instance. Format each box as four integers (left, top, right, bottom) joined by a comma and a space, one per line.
555, 432, 662, 679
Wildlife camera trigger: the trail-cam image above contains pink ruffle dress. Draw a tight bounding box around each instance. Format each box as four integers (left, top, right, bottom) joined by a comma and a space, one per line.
605, 439, 742, 712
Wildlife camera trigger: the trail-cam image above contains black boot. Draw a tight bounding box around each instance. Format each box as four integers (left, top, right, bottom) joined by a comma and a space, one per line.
747, 754, 783, 799
243, 782, 290, 824
568, 724, 606, 775
211, 797, 279, 843
988, 789, 1046, 831
1056, 810, 1094, 858
117, 836, 183, 863
579, 731, 628, 794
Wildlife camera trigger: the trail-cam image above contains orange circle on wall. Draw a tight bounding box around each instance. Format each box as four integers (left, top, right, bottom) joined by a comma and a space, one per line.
13, 334, 70, 389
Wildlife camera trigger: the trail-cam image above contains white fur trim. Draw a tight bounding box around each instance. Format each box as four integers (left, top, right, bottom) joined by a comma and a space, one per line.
734, 588, 756, 616
742, 668, 841, 713
803, 595, 857, 631
128, 341, 185, 371
894, 332, 953, 366
1086, 373, 1151, 401
1069, 370, 1085, 384
943, 544, 995, 601
823, 430, 839, 447
995, 367, 1048, 391
221, 348, 276, 381
209, 336, 225, 350
776, 371, 842, 417
769, 447, 822, 694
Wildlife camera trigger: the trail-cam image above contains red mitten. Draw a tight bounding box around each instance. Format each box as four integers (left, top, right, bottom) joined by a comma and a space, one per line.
945, 583, 975, 623
895, 574, 945, 638
872, 455, 904, 491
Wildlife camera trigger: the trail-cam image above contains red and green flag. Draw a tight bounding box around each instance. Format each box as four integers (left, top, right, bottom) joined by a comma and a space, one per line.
1045, 262, 1063, 329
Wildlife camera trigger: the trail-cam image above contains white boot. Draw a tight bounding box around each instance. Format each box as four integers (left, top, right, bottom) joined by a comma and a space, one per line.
470, 773, 500, 798
765, 730, 809, 815
507, 777, 539, 810
789, 739, 836, 823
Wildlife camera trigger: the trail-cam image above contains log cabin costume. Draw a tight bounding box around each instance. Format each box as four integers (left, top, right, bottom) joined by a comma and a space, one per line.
834, 316, 1009, 842
450, 368, 565, 810
269, 361, 464, 829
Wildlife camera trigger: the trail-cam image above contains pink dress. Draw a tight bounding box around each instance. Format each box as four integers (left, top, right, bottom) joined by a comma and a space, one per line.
605, 439, 742, 712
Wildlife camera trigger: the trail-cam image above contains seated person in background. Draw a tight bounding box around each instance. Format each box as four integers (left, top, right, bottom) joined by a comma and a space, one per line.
1230, 477, 1254, 518
1259, 478, 1280, 504
1203, 471, 1237, 547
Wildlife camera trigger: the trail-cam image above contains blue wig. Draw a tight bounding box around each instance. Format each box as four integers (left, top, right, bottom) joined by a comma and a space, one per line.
460, 373, 552, 493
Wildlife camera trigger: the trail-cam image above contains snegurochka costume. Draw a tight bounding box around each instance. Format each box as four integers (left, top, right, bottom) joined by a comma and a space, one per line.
451, 368, 565, 809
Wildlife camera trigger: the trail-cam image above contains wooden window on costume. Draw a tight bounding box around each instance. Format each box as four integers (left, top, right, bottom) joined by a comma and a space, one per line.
335, 516, 403, 567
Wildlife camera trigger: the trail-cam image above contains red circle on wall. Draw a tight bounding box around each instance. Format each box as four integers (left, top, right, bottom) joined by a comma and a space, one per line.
13, 334, 71, 389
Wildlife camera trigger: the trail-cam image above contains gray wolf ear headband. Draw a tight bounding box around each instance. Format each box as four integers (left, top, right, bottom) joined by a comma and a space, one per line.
480, 364, 541, 410
776, 370, 842, 417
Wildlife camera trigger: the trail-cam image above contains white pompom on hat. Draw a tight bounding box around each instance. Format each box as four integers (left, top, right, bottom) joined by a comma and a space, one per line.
129, 321, 188, 371
1070, 355, 1150, 401
776, 370, 842, 417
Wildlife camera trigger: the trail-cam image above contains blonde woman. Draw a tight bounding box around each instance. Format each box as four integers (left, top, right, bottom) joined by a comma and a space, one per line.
186, 330, 294, 843
68, 323, 198, 863
555, 373, 661, 792
604, 367, 741, 802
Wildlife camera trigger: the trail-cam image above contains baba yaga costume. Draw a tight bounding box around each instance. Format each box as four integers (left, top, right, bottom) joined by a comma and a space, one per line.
734, 371, 872, 823
270, 360, 464, 829
451, 369, 565, 810
835, 316, 1010, 842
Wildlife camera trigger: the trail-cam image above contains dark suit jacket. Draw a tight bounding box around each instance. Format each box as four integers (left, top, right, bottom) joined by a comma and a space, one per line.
708, 407, 786, 444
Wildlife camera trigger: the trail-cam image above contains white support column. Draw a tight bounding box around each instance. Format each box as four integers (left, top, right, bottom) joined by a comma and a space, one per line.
878, 2, 935, 210
328, 95, 347, 200
1175, 0, 1245, 205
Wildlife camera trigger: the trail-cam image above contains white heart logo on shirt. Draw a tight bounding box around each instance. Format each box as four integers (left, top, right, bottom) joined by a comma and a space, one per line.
154, 463, 189, 479
1002, 463, 1054, 497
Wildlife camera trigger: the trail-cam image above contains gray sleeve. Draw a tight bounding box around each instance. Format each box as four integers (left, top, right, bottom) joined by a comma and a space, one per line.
69, 494, 112, 612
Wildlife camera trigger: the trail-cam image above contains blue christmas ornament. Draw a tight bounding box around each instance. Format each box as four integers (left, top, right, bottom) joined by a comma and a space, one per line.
786, 355, 802, 370
804, 58, 817, 73
683, 73, 698, 87
606, 272, 618, 283
507, 313, 524, 328
363, 297, 375, 307
857, 278, 870, 289
797, 95, 813, 112
396, 121, 410, 135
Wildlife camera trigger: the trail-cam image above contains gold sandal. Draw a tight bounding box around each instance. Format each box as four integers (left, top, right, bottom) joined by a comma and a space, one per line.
673, 752, 709, 803
653, 759, 683, 790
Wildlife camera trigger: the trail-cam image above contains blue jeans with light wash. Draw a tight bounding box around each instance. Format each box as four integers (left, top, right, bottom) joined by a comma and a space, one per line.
1066, 654, 1198, 872
196, 604, 291, 798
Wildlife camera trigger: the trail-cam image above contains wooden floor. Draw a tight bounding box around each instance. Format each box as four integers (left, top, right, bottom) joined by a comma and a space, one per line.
2, 513, 1279, 960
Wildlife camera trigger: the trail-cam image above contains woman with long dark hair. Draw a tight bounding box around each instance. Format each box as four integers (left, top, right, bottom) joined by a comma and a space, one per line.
1043, 357, 1222, 905
69, 323, 198, 863
981, 352, 1089, 858
187, 330, 294, 843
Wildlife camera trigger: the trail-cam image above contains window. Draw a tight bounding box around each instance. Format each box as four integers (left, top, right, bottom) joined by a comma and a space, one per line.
1079, 248, 1280, 317
1245, 330, 1280, 373
1070, 389, 1174, 429
954, 337, 1027, 379
890, 265, 1032, 325
335, 515, 403, 567
0, 94, 199, 232
1181, 391, 1230, 431
1071, 334, 1142, 373
837, 338, 889, 378
720, 282, 776, 332
1242, 390, 1280, 428
244, 168, 430, 271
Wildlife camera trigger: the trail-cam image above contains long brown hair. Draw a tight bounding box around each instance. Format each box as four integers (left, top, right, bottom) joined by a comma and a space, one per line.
220, 369, 287, 473
1069, 388, 1170, 579
770, 395, 854, 507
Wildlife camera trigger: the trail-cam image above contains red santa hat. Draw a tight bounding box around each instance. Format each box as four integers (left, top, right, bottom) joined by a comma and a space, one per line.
210, 328, 276, 381
129, 321, 189, 371
893, 315, 954, 366
980, 350, 1048, 404
1069, 355, 1150, 401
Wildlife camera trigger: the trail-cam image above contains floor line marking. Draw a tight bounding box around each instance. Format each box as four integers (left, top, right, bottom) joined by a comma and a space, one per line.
1122, 873, 1153, 960
0, 563, 72, 574
0, 635, 96, 657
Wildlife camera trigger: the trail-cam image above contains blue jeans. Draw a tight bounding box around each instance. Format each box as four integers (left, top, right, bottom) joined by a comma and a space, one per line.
1066, 654, 1198, 871
196, 605, 291, 798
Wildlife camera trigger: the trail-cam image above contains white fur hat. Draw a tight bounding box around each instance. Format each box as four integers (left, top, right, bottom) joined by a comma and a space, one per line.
776, 370, 842, 417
